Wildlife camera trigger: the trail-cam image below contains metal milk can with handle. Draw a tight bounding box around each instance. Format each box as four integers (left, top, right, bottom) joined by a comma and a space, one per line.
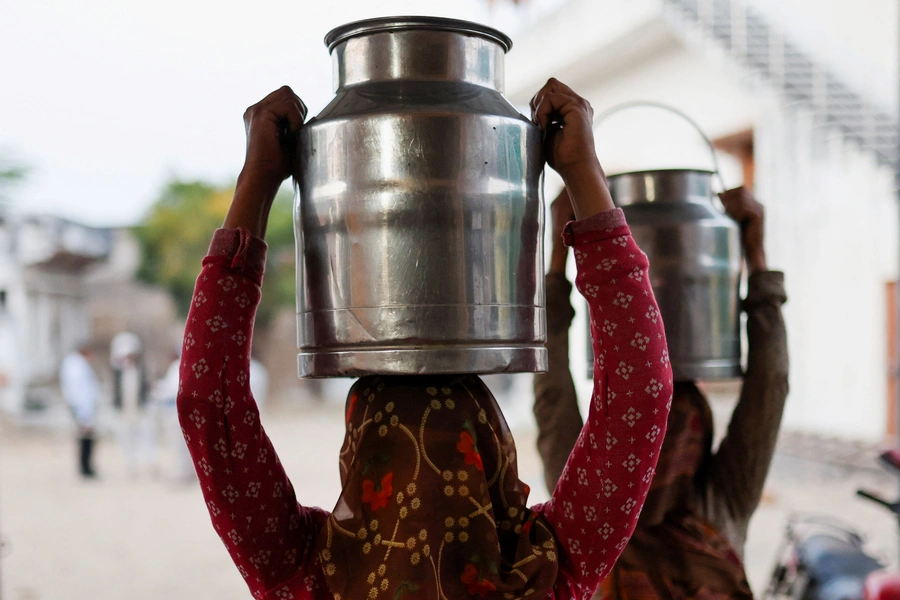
599, 103, 743, 381
294, 17, 546, 378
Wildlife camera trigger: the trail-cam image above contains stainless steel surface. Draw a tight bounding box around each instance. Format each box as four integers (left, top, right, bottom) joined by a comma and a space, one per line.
328, 16, 509, 93
298, 347, 546, 378
608, 169, 742, 381
295, 17, 546, 378
325, 16, 512, 52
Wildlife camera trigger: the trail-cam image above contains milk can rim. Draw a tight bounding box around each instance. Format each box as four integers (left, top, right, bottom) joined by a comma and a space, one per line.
324, 16, 513, 54
607, 168, 716, 179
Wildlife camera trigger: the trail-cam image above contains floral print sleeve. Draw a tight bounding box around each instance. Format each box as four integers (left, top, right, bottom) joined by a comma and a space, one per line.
177, 228, 329, 599
533, 209, 673, 600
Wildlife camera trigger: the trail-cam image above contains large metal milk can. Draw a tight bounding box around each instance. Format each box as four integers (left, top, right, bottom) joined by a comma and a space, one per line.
599, 103, 743, 381
294, 16, 546, 378
609, 169, 742, 380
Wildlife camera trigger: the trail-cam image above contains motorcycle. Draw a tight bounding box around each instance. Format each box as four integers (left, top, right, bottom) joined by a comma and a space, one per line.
764, 451, 900, 600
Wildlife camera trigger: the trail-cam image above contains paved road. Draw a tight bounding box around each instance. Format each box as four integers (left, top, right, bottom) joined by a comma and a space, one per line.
1, 399, 898, 599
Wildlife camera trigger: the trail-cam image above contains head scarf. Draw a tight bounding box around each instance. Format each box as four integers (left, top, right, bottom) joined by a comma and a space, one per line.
600, 382, 753, 600
318, 375, 559, 600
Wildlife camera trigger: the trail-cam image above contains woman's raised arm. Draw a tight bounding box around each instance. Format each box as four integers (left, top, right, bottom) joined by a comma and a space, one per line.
530, 79, 673, 599
177, 87, 330, 598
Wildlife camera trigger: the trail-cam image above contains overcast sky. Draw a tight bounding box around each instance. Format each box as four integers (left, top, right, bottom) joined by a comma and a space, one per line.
1, 0, 564, 227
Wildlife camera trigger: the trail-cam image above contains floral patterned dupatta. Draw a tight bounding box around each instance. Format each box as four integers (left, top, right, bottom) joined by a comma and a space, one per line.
317, 375, 559, 600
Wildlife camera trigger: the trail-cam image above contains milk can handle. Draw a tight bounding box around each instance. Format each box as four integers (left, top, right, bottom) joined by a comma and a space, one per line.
592, 101, 728, 193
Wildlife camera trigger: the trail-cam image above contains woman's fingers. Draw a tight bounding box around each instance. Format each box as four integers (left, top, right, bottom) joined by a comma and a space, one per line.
720, 187, 763, 225
719, 187, 767, 266
246, 87, 307, 131
532, 89, 588, 130
239, 86, 311, 189
532, 78, 592, 123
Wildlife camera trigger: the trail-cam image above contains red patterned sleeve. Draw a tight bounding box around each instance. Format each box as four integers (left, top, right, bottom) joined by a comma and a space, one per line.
534, 209, 673, 600
177, 228, 329, 599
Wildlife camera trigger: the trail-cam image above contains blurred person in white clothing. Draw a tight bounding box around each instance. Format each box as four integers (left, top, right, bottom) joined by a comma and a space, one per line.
110, 332, 156, 478
60, 343, 100, 478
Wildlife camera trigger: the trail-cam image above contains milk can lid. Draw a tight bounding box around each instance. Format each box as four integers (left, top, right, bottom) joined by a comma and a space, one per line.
325, 16, 513, 53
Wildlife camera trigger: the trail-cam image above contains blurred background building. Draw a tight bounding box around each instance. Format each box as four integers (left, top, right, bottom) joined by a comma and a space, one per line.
0, 214, 111, 415
0, 213, 181, 424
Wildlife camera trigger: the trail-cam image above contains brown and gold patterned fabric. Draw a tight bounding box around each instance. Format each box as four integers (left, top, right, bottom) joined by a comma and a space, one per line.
318, 374, 559, 600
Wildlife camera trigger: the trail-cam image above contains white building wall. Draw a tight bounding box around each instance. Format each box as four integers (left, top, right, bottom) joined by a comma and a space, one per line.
755, 95, 898, 439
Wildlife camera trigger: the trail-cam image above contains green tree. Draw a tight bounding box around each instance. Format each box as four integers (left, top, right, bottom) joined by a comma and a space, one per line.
134, 178, 296, 327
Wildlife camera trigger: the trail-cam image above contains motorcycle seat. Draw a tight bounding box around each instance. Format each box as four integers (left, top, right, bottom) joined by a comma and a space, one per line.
799, 534, 883, 600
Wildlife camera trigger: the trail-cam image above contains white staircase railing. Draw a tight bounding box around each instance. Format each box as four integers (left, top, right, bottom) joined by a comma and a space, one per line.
662, 0, 898, 168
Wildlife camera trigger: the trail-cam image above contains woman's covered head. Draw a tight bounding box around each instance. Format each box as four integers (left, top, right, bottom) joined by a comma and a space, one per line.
637, 381, 713, 526
320, 375, 559, 599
